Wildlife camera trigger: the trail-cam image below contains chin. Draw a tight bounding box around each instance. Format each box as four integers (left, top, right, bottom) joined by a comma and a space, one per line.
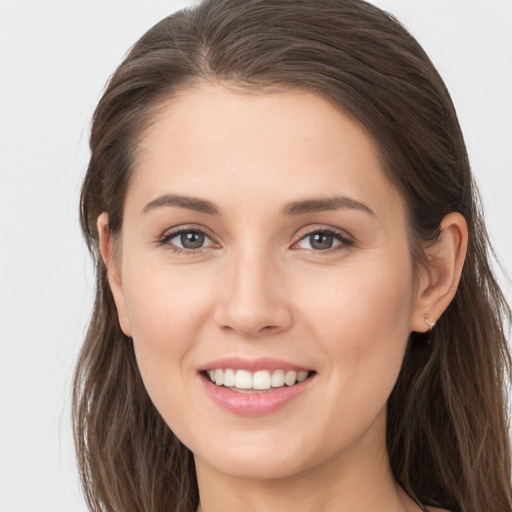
191, 426, 337, 481
198, 449, 315, 481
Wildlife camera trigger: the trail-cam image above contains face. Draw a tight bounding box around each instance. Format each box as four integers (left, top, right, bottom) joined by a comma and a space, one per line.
106, 84, 423, 481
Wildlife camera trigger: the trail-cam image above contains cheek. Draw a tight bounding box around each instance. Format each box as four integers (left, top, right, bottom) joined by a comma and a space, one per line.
303, 246, 415, 335
123, 257, 213, 342
300, 255, 415, 394
120, 259, 215, 412
282, 255, 415, 456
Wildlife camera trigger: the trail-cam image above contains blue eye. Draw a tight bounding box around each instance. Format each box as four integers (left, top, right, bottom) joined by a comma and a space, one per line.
160, 229, 215, 253
296, 229, 353, 252
176, 231, 206, 250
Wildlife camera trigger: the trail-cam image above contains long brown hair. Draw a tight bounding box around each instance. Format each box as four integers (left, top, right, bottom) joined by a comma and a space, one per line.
73, 1, 512, 511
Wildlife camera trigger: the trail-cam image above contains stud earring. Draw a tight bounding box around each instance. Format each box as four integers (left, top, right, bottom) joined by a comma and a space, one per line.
424, 314, 436, 331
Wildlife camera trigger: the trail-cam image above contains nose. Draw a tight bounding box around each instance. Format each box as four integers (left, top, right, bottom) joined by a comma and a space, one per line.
213, 244, 293, 338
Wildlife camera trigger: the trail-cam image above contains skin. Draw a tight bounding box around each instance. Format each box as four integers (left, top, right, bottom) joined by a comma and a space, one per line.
98, 84, 466, 512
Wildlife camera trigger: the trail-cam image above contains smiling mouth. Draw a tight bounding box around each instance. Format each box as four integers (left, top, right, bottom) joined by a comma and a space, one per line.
202, 368, 315, 393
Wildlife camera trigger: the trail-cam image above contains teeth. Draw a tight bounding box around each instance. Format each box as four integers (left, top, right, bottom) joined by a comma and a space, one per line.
206, 368, 311, 390
297, 371, 309, 382
235, 369, 252, 389
271, 369, 285, 387
223, 368, 236, 387
284, 370, 297, 386
253, 370, 271, 390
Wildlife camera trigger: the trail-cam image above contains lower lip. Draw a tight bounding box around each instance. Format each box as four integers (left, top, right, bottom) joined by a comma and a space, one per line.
200, 374, 314, 416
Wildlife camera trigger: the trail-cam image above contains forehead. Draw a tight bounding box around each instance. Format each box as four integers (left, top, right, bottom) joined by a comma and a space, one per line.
127, 83, 404, 223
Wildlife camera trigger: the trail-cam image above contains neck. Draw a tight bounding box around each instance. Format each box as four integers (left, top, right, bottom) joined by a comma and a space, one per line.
195, 410, 414, 512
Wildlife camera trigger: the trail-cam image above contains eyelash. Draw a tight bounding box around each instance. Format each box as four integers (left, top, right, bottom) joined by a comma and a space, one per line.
157, 227, 216, 255
294, 227, 355, 254
157, 226, 355, 256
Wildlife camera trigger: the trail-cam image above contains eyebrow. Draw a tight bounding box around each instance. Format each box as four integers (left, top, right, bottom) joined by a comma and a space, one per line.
143, 194, 220, 215
142, 194, 375, 217
282, 196, 375, 217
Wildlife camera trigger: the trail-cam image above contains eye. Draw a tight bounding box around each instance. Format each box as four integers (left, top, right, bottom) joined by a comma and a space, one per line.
159, 228, 215, 254
294, 228, 354, 253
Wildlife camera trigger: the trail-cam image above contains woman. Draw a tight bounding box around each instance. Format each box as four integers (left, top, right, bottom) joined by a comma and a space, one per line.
73, 0, 512, 511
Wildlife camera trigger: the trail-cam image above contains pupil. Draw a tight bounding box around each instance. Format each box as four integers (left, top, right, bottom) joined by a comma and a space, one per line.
310, 233, 333, 250
181, 231, 204, 249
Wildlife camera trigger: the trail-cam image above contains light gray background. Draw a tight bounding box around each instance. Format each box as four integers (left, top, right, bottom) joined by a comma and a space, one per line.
0, 1, 510, 511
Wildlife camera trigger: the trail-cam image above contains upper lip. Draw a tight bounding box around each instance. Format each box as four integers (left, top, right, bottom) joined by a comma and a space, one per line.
198, 356, 312, 373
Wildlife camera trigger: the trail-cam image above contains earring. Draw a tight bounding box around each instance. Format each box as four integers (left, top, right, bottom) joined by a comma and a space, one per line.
424, 314, 436, 331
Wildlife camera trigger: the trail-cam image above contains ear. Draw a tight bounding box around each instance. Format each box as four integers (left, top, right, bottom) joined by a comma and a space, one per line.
410, 212, 468, 333
97, 212, 132, 337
